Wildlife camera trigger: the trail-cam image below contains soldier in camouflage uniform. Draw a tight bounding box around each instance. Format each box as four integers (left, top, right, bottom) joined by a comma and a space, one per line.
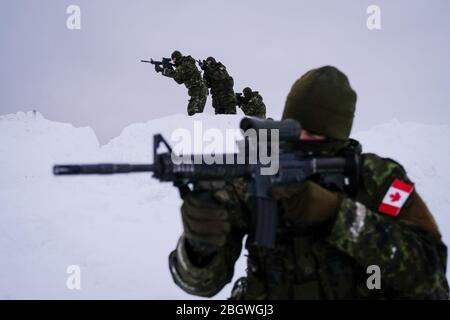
156, 51, 208, 116
168, 66, 449, 299
201, 57, 237, 115
236, 87, 266, 119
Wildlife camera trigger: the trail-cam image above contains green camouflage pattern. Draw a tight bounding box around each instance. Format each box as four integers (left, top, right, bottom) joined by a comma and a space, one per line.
162, 55, 207, 115
169, 151, 449, 299
240, 92, 266, 119
203, 62, 237, 114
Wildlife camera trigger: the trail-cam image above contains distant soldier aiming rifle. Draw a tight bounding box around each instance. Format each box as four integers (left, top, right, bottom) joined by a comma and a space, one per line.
144, 51, 208, 116
236, 87, 266, 119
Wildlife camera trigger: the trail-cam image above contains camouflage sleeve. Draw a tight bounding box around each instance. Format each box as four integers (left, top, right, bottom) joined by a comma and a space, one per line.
329, 199, 448, 299
328, 155, 449, 299
169, 230, 245, 297
169, 181, 249, 297
162, 65, 189, 84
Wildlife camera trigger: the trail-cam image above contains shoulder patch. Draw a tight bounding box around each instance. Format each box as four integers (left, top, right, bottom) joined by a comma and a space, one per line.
378, 179, 414, 216
359, 153, 414, 214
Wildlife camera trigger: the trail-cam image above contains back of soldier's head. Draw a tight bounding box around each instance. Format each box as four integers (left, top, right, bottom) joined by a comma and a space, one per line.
171, 50, 183, 62
282, 66, 356, 140
206, 56, 217, 65
243, 87, 253, 98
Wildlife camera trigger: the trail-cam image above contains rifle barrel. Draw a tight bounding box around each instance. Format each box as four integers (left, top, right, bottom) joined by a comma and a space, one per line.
53, 164, 154, 175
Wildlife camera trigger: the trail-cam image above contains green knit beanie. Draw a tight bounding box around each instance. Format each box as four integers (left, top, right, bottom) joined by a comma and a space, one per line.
282, 66, 357, 140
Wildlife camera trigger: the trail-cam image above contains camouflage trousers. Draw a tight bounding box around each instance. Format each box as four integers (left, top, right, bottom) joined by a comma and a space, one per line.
211, 92, 237, 115
187, 85, 208, 116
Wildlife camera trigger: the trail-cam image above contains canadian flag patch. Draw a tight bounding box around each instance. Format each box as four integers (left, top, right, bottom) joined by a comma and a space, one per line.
378, 179, 414, 216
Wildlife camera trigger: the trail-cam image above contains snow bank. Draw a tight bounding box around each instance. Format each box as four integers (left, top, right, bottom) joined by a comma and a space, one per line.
0, 111, 244, 299
0, 111, 449, 299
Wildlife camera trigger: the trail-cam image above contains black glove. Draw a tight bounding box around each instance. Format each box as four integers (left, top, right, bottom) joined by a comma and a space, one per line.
154, 64, 163, 73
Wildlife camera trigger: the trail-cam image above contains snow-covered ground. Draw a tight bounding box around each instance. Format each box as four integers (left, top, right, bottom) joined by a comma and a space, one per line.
0, 111, 449, 299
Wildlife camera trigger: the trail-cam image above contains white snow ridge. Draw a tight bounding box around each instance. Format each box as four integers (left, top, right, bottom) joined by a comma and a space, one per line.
0, 111, 449, 299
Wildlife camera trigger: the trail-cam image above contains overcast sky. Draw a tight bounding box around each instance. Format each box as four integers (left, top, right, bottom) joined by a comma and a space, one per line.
1, 0, 449, 143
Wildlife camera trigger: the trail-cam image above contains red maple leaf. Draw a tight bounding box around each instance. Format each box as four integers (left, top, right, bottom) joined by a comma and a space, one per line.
390, 192, 401, 202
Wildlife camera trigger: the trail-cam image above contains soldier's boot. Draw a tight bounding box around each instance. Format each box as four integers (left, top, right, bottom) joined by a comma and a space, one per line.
212, 100, 224, 115
222, 108, 237, 115
215, 107, 225, 115
213, 103, 232, 115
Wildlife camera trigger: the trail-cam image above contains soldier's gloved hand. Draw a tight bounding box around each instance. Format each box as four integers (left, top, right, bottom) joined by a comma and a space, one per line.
271, 181, 342, 224
154, 64, 163, 73
181, 186, 231, 250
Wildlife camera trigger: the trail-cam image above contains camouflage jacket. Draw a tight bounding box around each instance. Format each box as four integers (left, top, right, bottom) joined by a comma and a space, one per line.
240, 92, 266, 118
169, 150, 449, 299
163, 56, 206, 94
203, 63, 235, 95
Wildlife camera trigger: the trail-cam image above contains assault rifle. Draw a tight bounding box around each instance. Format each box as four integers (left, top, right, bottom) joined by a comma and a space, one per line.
53, 118, 360, 248
235, 93, 249, 108
197, 59, 208, 71
141, 57, 174, 70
